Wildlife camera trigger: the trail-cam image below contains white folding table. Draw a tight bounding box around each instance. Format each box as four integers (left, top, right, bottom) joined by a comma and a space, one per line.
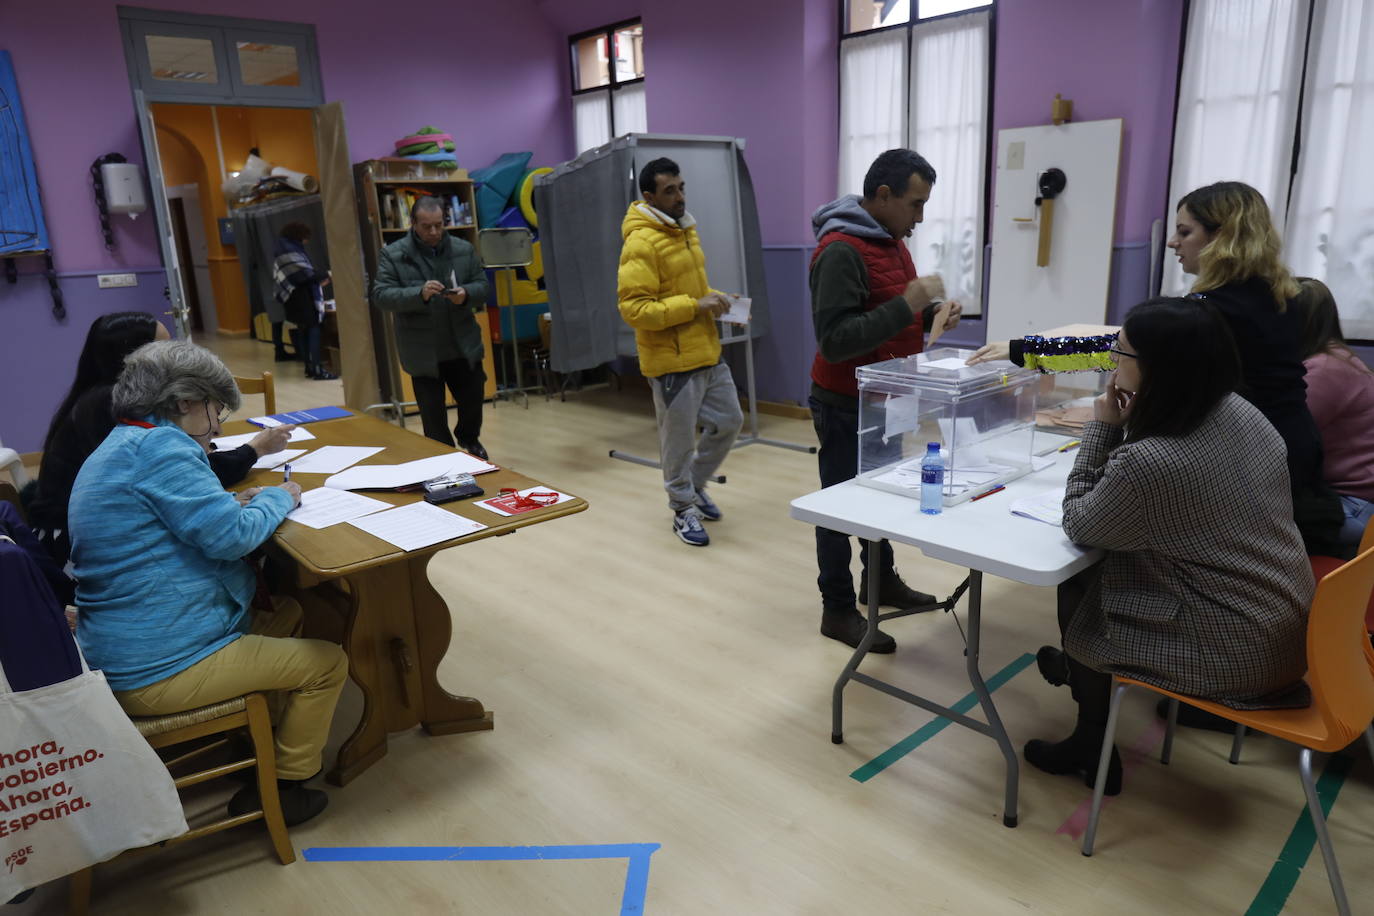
789, 453, 1102, 827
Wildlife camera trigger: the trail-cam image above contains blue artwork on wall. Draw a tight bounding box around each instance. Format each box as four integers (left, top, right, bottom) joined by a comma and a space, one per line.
0, 50, 49, 256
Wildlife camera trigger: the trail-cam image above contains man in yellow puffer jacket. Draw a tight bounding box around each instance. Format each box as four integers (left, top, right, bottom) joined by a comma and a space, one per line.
618, 158, 743, 546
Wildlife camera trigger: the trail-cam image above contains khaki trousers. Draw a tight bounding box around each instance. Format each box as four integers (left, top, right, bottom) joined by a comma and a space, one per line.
116, 597, 348, 781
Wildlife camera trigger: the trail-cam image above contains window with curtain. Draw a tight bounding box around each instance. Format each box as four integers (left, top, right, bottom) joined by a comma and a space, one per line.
838, 2, 992, 312
570, 20, 646, 155
1286, 0, 1374, 337
1162, 0, 1309, 296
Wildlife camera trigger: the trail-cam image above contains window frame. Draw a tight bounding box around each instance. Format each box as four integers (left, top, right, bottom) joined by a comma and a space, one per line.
568, 18, 646, 151
842, 0, 994, 38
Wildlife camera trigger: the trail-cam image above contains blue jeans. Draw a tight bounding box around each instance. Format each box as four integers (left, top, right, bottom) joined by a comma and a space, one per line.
810, 395, 898, 612
1338, 494, 1374, 556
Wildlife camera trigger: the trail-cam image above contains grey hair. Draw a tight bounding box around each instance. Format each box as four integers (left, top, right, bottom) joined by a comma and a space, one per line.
112, 339, 242, 420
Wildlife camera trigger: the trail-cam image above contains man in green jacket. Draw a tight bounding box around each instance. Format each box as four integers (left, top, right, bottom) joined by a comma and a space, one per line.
374, 196, 490, 457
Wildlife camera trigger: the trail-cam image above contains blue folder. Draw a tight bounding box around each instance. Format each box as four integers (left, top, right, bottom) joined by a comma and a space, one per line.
248, 406, 352, 427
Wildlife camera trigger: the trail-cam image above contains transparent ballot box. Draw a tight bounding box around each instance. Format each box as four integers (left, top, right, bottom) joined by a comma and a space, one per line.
855, 348, 1040, 506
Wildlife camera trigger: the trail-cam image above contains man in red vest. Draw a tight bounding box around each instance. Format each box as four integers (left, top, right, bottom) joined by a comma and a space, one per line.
809, 149, 962, 652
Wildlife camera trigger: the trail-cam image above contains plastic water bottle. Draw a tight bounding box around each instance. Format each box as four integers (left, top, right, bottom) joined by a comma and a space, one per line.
920, 442, 944, 515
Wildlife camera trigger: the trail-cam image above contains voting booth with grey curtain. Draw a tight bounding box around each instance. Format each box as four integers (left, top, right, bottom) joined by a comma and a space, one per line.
535, 134, 771, 375
230, 194, 331, 327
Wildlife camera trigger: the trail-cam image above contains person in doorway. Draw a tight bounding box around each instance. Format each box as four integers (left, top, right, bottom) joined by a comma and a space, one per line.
373, 196, 490, 458
617, 157, 744, 547
807, 149, 962, 652
273, 221, 336, 380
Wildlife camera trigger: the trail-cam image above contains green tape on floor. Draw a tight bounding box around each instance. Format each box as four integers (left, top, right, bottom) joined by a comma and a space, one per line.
850, 652, 1034, 783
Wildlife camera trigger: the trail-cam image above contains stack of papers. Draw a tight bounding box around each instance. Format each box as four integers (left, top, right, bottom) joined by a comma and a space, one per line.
286, 488, 392, 529
324, 452, 498, 491
348, 501, 487, 551
274, 446, 385, 475
1009, 488, 1066, 526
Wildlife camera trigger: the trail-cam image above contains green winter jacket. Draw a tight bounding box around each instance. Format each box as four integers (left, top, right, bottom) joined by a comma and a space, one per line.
373, 231, 488, 377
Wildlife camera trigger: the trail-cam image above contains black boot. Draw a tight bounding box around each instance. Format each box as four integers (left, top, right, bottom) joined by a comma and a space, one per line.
229, 778, 328, 827
1024, 730, 1123, 795
457, 439, 488, 461
858, 570, 938, 612
288, 327, 305, 361
820, 607, 896, 653
1036, 645, 1071, 687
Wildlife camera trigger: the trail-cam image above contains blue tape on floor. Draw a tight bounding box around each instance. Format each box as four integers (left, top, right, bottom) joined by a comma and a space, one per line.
850, 652, 1035, 782
304, 843, 661, 915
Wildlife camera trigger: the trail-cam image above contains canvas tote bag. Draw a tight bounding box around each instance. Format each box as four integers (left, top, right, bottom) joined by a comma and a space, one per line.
0, 652, 188, 899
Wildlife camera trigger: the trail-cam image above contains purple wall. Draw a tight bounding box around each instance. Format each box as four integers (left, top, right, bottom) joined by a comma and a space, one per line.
0, 0, 570, 452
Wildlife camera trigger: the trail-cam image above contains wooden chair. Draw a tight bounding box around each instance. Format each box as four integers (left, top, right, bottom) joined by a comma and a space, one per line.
67, 692, 294, 915
233, 371, 276, 416
1081, 546, 1374, 916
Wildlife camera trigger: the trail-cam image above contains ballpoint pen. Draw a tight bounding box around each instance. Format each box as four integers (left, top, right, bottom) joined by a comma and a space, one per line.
1057, 440, 1082, 452
283, 464, 292, 482
970, 484, 1006, 502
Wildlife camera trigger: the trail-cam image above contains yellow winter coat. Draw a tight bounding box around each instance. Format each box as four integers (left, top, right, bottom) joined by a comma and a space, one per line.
617, 201, 721, 378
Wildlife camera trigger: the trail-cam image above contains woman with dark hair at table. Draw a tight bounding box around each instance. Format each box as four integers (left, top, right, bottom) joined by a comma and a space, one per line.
273, 221, 336, 380
1027, 298, 1313, 796
27, 311, 292, 565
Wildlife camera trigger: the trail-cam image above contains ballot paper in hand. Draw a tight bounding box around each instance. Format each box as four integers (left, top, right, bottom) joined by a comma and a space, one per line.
720, 296, 751, 325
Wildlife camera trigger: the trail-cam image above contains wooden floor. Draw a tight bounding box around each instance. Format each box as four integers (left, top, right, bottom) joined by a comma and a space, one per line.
17, 335, 1373, 915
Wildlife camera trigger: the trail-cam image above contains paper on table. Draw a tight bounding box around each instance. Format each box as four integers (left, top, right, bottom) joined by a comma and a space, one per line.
1010, 488, 1066, 526
286, 487, 392, 529
277, 445, 384, 475
324, 452, 497, 491
212, 427, 315, 451
253, 448, 305, 470
720, 296, 751, 325
927, 300, 954, 348
348, 501, 487, 551
475, 487, 574, 517
883, 393, 920, 442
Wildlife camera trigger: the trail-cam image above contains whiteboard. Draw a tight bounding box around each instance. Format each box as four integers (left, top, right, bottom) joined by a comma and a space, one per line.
985, 119, 1122, 343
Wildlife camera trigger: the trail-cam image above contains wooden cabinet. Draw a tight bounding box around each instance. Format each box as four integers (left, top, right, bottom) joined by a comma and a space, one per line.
353, 158, 497, 407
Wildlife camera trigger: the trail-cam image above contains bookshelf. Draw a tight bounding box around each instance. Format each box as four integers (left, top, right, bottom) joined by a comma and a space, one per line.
354, 158, 497, 410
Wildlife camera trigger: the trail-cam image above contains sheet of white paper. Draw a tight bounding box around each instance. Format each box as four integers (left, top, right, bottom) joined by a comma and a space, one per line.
323, 452, 497, 490
286, 487, 392, 529
921, 357, 971, 371
1010, 488, 1066, 526
720, 296, 752, 324
927, 300, 954, 349
475, 487, 575, 517
253, 448, 305, 470
883, 393, 920, 442
348, 501, 487, 551
277, 445, 384, 475
449, 269, 457, 290
936, 417, 987, 465
212, 427, 315, 451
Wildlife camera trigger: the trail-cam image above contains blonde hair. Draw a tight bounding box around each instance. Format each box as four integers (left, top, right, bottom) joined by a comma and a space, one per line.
1178, 182, 1299, 309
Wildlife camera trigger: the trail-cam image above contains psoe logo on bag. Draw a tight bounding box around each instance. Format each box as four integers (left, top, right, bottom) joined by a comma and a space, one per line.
5, 845, 32, 873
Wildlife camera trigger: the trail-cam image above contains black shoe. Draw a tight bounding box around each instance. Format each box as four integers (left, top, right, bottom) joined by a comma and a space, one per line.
458, 440, 489, 461
306, 363, 338, 380
821, 608, 896, 653
274, 349, 293, 362
1155, 697, 1241, 733
1024, 736, 1122, 796
858, 571, 938, 612
228, 780, 328, 827
1036, 645, 1071, 687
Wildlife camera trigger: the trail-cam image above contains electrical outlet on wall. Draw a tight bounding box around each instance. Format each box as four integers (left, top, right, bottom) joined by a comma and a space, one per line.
97, 273, 137, 289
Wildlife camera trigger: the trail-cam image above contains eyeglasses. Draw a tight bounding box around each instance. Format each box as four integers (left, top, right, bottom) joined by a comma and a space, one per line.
1108, 346, 1138, 362
203, 399, 232, 426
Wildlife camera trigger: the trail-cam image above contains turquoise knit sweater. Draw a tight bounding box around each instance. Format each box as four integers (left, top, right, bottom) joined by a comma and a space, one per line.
69, 418, 294, 691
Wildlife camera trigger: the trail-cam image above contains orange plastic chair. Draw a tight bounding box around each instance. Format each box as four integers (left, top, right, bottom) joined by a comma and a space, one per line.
1081, 545, 1374, 916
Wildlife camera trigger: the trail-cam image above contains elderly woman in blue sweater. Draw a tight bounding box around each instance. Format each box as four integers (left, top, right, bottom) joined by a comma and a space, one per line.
68, 340, 346, 826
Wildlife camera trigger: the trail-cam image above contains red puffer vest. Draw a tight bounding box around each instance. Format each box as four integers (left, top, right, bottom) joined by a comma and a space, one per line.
810, 232, 923, 397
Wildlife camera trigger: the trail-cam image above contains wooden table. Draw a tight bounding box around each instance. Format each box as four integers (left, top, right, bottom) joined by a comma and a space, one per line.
227, 412, 587, 786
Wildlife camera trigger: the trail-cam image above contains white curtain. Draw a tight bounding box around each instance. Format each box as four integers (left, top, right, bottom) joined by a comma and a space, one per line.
908, 9, 988, 312
573, 90, 612, 154
1286, 0, 1374, 338
837, 29, 907, 201
612, 82, 648, 136
1162, 0, 1308, 295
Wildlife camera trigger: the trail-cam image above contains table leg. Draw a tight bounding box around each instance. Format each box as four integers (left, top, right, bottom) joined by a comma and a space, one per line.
963, 571, 1020, 827
410, 553, 494, 736
831, 540, 882, 744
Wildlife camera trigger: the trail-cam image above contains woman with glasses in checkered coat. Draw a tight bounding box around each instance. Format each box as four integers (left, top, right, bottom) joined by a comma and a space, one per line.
1025, 298, 1315, 796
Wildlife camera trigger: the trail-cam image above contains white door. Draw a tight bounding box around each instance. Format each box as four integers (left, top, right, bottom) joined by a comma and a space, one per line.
173, 186, 219, 333
132, 88, 191, 339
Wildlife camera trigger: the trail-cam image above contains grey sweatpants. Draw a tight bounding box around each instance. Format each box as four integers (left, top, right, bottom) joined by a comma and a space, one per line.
648, 361, 744, 514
